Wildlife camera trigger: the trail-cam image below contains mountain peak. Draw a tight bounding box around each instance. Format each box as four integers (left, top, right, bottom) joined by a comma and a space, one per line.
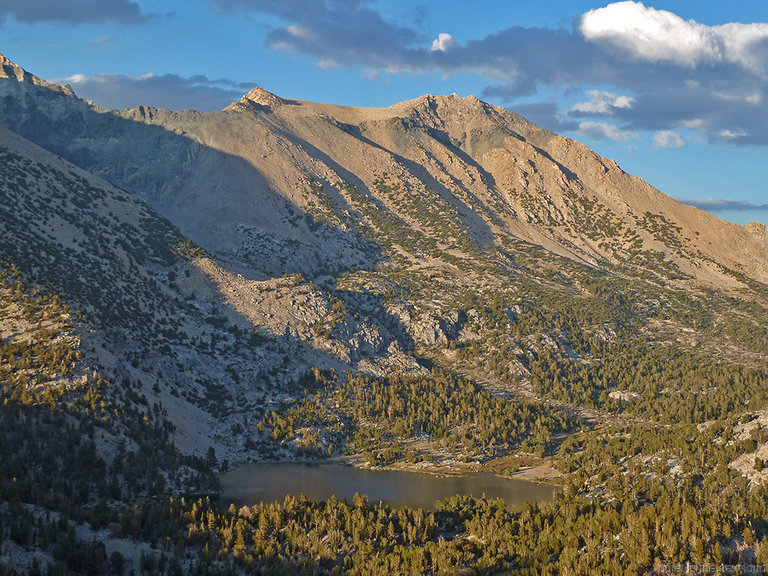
401, 92, 485, 111
0, 52, 75, 96
0, 53, 29, 82
383, 92, 502, 130
231, 86, 284, 110
747, 221, 768, 239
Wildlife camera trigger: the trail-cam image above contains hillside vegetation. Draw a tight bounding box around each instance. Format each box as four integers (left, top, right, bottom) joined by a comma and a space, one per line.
2, 52, 768, 573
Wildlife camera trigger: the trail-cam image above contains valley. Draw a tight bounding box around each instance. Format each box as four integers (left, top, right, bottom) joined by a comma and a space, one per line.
2, 52, 768, 574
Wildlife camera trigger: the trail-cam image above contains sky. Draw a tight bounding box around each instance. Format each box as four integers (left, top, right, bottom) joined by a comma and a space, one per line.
1, 0, 768, 226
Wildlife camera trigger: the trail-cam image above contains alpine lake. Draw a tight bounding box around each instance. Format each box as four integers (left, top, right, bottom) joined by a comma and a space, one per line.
220, 462, 555, 510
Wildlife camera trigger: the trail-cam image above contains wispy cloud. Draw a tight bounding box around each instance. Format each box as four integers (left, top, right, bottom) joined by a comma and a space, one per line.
54, 73, 254, 112
653, 130, 686, 148
90, 35, 119, 44
0, 0, 159, 25
571, 90, 634, 115
213, 0, 423, 72
679, 198, 768, 212
578, 121, 637, 142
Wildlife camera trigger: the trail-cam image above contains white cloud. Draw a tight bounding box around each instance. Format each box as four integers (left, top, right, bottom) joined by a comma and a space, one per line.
681, 118, 704, 129
716, 22, 768, 74
579, 1, 768, 72
716, 129, 747, 141
283, 24, 313, 41
653, 130, 686, 148
571, 90, 634, 114
431, 32, 458, 52
578, 121, 636, 141
579, 2, 719, 67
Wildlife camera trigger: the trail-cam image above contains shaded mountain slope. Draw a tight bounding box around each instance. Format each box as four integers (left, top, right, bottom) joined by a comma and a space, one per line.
0, 122, 418, 464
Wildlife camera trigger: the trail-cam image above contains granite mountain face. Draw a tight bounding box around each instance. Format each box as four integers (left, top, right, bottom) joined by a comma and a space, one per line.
2, 50, 768, 464
2, 53, 767, 287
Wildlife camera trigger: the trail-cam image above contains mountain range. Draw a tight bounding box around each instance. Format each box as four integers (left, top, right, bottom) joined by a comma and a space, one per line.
3, 52, 767, 286
3, 51, 768, 573
3, 46, 768, 454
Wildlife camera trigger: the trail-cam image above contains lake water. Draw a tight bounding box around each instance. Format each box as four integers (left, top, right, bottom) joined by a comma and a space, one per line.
220, 462, 555, 510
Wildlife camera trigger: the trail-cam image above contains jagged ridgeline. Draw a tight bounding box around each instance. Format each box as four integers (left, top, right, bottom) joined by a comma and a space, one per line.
3, 52, 768, 284
4, 51, 768, 574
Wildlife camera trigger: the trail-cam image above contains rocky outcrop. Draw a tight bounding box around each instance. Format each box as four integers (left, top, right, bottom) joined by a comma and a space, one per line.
1, 53, 73, 94
389, 305, 465, 346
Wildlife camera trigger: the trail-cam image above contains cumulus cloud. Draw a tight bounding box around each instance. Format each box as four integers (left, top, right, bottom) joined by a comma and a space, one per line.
578, 121, 637, 141
431, 33, 458, 52
0, 0, 155, 25
571, 90, 634, 115
55, 73, 253, 112
578, 2, 722, 67
579, 2, 768, 73
653, 130, 686, 148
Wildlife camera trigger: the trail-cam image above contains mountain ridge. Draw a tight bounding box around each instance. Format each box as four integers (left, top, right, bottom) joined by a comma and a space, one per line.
1, 51, 766, 291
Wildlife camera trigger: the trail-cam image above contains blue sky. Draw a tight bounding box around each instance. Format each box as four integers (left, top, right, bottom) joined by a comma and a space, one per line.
2, 0, 767, 225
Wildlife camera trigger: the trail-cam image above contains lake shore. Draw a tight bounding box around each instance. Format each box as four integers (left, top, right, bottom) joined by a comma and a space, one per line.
334, 452, 563, 485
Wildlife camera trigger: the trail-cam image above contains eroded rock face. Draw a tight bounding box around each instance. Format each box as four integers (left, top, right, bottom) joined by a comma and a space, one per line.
414, 309, 464, 346
747, 221, 768, 240
187, 259, 426, 379
237, 87, 285, 109
608, 390, 642, 402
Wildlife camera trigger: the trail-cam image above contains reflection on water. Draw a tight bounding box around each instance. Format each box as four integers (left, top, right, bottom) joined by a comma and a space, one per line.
220, 463, 555, 510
